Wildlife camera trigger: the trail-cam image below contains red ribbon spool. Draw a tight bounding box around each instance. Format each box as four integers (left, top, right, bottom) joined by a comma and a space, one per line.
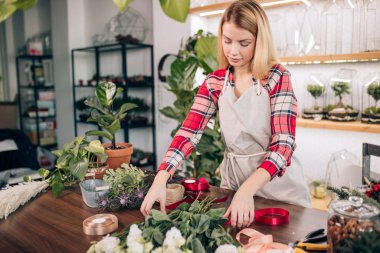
226, 207, 289, 226
181, 178, 210, 192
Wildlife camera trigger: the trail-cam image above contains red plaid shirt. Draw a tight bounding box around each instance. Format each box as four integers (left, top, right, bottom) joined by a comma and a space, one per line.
158, 64, 297, 179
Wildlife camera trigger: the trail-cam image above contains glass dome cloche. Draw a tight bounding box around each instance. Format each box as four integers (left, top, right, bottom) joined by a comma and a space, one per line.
302, 74, 327, 120
326, 69, 359, 121
362, 72, 380, 124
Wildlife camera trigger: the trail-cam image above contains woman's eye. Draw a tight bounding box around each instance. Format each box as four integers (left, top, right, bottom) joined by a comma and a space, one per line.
224, 40, 232, 44
240, 43, 249, 47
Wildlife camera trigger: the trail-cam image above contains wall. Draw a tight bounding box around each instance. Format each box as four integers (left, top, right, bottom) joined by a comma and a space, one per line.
189, 0, 380, 183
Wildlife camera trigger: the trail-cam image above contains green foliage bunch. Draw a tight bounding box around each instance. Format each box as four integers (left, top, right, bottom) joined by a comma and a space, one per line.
307, 84, 325, 108
99, 164, 153, 210
331, 81, 350, 107
117, 197, 239, 253
85, 81, 137, 149
336, 229, 380, 253
367, 81, 380, 108
38, 136, 108, 197
160, 30, 224, 184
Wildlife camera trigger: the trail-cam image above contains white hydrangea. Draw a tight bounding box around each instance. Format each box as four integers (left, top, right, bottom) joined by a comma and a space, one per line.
93, 235, 120, 253
127, 224, 144, 247
163, 227, 186, 248
215, 244, 238, 253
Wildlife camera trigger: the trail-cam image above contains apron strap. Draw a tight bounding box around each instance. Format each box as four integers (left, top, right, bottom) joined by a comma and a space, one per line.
224, 151, 267, 189
221, 68, 229, 95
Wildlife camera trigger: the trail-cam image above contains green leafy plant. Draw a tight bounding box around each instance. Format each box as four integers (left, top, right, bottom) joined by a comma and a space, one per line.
0, 0, 38, 22
331, 81, 351, 108
40, 136, 108, 197
367, 81, 380, 108
160, 30, 224, 184
89, 197, 241, 253
84, 81, 137, 149
99, 164, 153, 210
336, 229, 380, 253
307, 84, 324, 109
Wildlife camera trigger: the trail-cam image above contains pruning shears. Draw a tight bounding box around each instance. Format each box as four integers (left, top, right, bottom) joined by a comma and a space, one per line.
289, 228, 329, 252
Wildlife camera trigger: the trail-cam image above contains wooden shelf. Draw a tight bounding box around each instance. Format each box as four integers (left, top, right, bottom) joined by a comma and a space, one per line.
297, 118, 380, 134
281, 51, 380, 64
189, 0, 302, 15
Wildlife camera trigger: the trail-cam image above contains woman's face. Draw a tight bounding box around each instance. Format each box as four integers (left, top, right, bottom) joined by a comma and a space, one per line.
222, 22, 256, 71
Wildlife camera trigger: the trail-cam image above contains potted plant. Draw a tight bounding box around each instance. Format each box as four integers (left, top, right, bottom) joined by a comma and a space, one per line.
327, 80, 359, 121
84, 81, 137, 169
303, 84, 325, 120
41, 136, 108, 197
362, 80, 380, 124
75, 97, 91, 121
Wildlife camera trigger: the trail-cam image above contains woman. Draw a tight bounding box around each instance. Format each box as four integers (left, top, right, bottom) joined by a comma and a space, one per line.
141, 0, 311, 227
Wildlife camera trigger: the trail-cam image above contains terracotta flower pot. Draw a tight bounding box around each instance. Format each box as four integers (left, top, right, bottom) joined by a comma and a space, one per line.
85, 163, 109, 180
102, 142, 134, 169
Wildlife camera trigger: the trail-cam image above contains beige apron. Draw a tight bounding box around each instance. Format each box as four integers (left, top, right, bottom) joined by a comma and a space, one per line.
218, 69, 311, 208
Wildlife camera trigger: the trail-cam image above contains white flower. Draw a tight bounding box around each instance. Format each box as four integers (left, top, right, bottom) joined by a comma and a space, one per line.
215, 244, 238, 253
163, 227, 186, 248
127, 224, 144, 247
94, 235, 120, 253
151, 247, 163, 253
126, 242, 143, 253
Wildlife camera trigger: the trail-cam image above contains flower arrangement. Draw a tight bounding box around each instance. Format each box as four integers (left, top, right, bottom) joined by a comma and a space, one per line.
98, 164, 154, 210
88, 197, 245, 253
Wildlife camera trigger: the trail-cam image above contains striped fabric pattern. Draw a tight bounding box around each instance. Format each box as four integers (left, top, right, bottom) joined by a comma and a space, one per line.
158, 64, 297, 179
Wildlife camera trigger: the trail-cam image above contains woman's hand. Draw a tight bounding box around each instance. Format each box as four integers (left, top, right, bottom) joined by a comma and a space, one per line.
223, 187, 255, 228
140, 170, 171, 216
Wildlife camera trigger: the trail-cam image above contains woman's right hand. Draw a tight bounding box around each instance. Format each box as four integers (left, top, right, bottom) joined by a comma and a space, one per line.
140, 170, 171, 216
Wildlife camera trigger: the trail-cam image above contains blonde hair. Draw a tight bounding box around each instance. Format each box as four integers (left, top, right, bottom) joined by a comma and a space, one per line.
218, 0, 278, 80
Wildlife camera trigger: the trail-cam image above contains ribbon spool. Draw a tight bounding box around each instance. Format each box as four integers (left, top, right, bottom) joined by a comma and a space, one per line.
254, 208, 289, 226
181, 178, 210, 192
83, 214, 118, 235
166, 183, 185, 205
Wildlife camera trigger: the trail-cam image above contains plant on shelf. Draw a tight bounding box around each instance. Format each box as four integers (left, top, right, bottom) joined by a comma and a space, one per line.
331, 81, 350, 108
88, 197, 243, 253
363, 81, 380, 123
39, 136, 108, 197
160, 30, 224, 185
98, 164, 154, 210
327, 80, 359, 121
84, 81, 137, 169
307, 84, 324, 110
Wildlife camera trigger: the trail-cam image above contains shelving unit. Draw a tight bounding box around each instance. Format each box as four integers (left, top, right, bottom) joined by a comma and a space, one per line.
190, 0, 302, 15
16, 55, 57, 149
281, 51, 380, 65
71, 43, 156, 170
297, 118, 380, 134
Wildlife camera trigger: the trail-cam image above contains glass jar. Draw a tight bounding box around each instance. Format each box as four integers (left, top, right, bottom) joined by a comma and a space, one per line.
327, 196, 380, 253
361, 72, 380, 124
326, 68, 359, 122
302, 73, 327, 120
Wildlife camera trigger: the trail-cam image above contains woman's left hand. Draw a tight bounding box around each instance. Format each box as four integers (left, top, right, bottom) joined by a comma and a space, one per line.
223, 187, 255, 228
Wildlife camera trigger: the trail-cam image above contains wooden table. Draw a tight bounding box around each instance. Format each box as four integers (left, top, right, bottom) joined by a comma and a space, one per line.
0, 186, 328, 253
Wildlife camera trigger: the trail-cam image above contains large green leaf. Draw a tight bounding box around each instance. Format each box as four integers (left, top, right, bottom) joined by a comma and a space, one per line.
159, 0, 190, 23
51, 181, 64, 198
169, 57, 198, 91
72, 136, 86, 158
0, 0, 17, 23
96, 82, 117, 107
69, 157, 88, 180
191, 238, 206, 253
14, 0, 37, 10
84, 97, 108, 114
159, 106, 179, 120
105, 119, 120, 136
115, 103, 138, 119
85, 140, 104, 154
113, 0, 133, 13
195, 36, 217, 59
86, 129, 113, 141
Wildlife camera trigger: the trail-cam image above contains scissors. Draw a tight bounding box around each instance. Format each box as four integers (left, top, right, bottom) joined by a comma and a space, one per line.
289, 228, 328, 252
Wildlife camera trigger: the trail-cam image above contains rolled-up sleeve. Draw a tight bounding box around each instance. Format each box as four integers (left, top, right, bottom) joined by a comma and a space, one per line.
259, 70, 297, 179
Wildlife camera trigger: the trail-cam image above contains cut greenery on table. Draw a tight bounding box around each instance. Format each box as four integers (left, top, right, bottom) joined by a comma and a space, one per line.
99, 164, 154, 210
160, 30, 224, 185
85, 81, 137, 149
88, 197, 244, 253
